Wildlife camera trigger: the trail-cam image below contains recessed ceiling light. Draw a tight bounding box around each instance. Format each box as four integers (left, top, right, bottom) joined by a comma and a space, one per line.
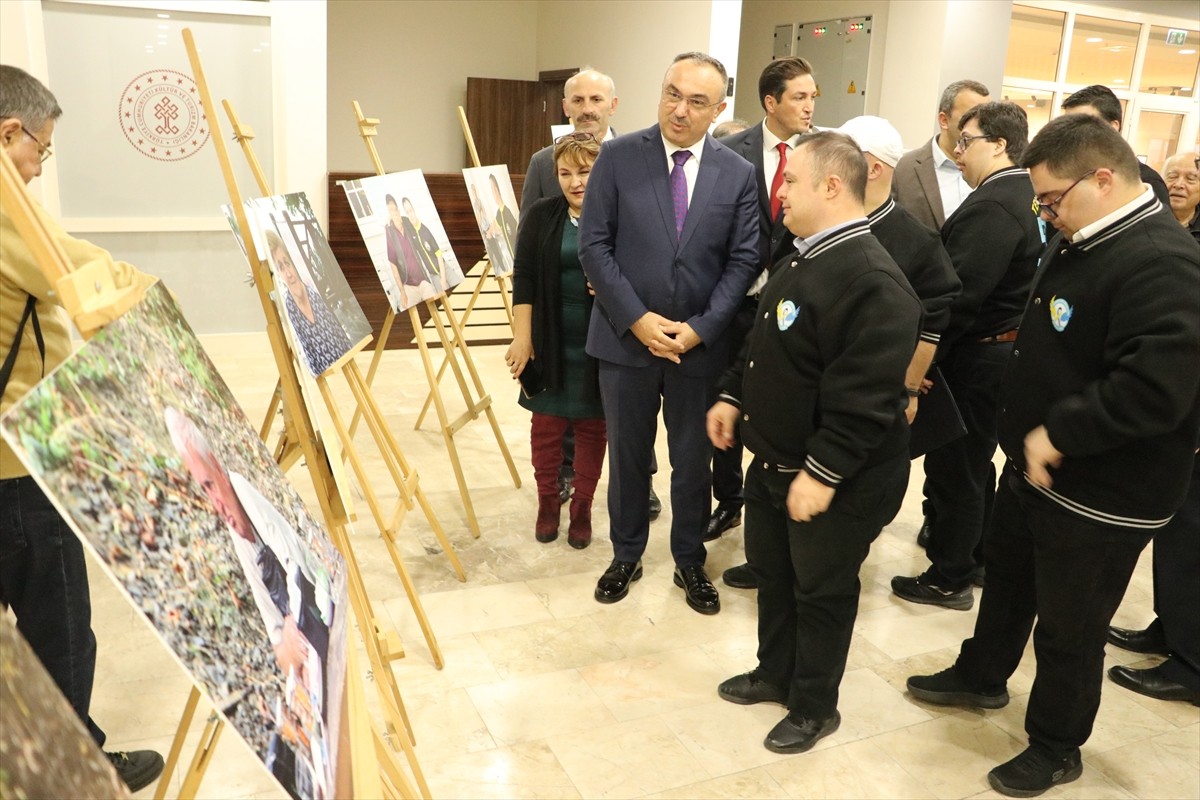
156, 13, 169, 18
1086, 37, 1102, 43
1113, 78, 1126, 83
1180, 49, 1197, 55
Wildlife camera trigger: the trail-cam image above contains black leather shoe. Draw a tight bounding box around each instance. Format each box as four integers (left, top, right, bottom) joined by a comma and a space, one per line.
703, 505, 742, 541
1108, 663, 1200, 705
673, 565, 720, 614
907, 666, 1009, 709
718, 671, 787, 706
1107, 624, 1168, 655
107, 750, 165, 793
648, 482, 662, 520
987, 746, 1081, 797
916, 517, 931, 549
594, 560, 643, 604
722, 562, 758, 589
763, 711, 840, 754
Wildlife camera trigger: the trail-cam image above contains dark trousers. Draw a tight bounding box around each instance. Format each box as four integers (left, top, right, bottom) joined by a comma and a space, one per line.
599, 360, 712, 566
746, 456, 909, 718
532, 413, 607, 504
710, 295, 758, 509
922, 341, 1011, 586
956, 466, 1151, 755
0, 475, 106, 747
1153, 461, 1200, 690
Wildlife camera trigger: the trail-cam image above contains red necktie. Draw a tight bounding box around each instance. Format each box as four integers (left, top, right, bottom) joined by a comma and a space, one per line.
769, 141, 789, 220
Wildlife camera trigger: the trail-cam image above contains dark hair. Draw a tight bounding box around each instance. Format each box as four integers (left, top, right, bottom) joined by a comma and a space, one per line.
758, 56, 814, 111
797, 131, 867, 203
959, 101, 1028, 163
671, 51, 728, 85
937, 79, 989, 116
1062, 84, 1124, 129
385, 194, 398, 207
1022, 113, 1140, 184
0, 64, 63, 131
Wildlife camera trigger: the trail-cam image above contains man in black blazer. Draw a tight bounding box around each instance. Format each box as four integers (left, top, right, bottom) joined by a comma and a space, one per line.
579, 52, 760, 614
892, 102, 1044, 611
711, 57, 817, 553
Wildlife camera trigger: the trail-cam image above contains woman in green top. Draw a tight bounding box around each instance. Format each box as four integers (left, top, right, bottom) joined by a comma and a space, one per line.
505, 134, 606, 549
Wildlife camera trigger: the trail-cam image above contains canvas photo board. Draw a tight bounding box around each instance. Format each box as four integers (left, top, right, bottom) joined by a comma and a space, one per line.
462, 165, 520, 277
0, 614, 130, 800
341, 170, 465, 311
0, 283, 351, 800
240, 192, 372, 377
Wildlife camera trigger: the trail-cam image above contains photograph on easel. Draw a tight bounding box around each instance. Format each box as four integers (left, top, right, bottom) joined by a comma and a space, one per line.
462, 165, 520, 277
0, 283, 350, 800
0, 615, 130, 800
243, 192, 373, 377
342, 169, 466, 311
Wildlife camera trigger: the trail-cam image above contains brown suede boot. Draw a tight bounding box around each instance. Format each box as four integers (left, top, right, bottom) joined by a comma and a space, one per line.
568, 497, 592, 549
536, 494, 561, 542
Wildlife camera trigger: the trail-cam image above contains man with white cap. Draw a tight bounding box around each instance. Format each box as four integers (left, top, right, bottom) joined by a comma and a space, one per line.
720, 117, 961, 592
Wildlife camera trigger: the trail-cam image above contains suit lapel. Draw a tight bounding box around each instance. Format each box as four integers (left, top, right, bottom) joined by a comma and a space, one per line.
915, 138, 945, 228
679, 138, 720, 251
741, 128, 771, 221
641, 130, 678, 244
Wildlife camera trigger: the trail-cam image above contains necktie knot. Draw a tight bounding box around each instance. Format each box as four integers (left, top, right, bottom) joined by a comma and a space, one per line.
672, 150, 692, 167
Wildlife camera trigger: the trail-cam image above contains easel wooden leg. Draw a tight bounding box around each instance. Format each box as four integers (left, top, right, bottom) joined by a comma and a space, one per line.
259, 378, 282, 442
349, 307, 397, 440
494, 273, 515, 328
154, 686, 202, 800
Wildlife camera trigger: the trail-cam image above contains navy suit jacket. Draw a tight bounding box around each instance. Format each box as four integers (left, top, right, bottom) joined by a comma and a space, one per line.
718, 123, 795, 269
579, 124, 760, 378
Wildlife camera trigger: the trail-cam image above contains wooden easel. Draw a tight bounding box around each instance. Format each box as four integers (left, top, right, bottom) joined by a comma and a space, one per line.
163, 29, 430, 798
349, 100, 521, 538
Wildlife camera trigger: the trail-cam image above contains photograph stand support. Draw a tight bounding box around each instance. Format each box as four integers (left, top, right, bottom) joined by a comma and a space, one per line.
184, 29, 429, 798
351, 100, 521, 538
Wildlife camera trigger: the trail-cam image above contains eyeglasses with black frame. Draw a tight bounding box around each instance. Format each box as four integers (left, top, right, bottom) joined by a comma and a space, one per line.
954, 133, 992, 152
660, 87, 722, 113
21, 125, 53, 164
554, 131, 599, 145
1033, 169, 1097, 220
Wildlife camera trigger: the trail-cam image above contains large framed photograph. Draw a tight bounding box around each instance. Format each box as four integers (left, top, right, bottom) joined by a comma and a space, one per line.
244, 193, 372, 377
341, 170, 465, 311
462, 165, 520, 277
0, 284, 351, 800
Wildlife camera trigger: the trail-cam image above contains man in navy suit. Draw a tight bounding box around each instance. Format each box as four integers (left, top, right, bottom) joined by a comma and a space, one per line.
580, 52, 760, 614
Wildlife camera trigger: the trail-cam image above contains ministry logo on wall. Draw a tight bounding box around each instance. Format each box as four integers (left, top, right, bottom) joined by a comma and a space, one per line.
118, 69, 211, 162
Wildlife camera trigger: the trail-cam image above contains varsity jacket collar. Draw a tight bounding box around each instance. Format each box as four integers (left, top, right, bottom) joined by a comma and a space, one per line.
866, 196, 897, 226
978, 164, 1026, 189
1069, 187, 1160, 252
796, 218, 872, 260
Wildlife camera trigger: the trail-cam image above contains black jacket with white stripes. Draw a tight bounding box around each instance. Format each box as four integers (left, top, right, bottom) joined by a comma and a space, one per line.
997, 192, 1200, 529
718, 220, 922, 487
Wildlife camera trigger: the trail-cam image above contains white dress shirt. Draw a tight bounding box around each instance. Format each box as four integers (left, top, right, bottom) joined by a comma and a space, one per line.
662, 134, 703, 206
932, 138, 973, 220
761, 121, 803, 198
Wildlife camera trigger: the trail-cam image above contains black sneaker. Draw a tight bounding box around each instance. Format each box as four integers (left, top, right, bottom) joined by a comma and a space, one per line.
107, 749, 165, 793
906, 666, 1009, 709
987, 746, 1082, 797
891, 571, 974, 610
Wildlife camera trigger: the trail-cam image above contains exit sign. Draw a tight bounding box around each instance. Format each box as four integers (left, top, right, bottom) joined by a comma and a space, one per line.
1166, 29, 1188, 46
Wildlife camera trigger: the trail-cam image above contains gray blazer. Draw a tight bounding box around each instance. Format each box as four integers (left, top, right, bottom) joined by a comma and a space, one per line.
519, 128, 620, 217
893, 137, 945, 231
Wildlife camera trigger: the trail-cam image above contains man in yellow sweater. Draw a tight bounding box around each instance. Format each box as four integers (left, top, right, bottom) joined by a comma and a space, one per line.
1, 64, 164, 792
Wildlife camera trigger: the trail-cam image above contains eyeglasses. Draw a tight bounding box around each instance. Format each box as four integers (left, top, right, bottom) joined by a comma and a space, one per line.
660, 87, 722, 113
954, 133, 992, 152
21, 125, 53, 164
1033, 170, 1097, 220
554, 131, 598, 144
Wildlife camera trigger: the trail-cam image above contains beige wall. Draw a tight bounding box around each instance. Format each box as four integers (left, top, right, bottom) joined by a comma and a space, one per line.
327, 0, 539, 173
536, 0, 716, 137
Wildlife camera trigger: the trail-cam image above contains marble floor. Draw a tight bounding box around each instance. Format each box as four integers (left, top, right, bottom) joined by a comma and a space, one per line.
83, 332, 1198, 800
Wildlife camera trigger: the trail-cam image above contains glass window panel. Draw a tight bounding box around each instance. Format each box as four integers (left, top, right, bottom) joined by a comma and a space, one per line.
1140, 26, 1199, 96
1006, 6, 1065, 82
1134, 110, 1184, 173
1067, 15, 1140, 87
1002, 86, 1054, 138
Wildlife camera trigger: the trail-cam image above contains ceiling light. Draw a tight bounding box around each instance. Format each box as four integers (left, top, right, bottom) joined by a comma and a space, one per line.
1180, 49, 1197, 55
156, 13, 169, 18
1086, 36, 1102, 42
1100, 44, 1131, 53
1113, 78, 1126, 83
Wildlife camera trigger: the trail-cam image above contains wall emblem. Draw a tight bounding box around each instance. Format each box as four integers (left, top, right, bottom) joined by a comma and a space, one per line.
118, 70, 210, 162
